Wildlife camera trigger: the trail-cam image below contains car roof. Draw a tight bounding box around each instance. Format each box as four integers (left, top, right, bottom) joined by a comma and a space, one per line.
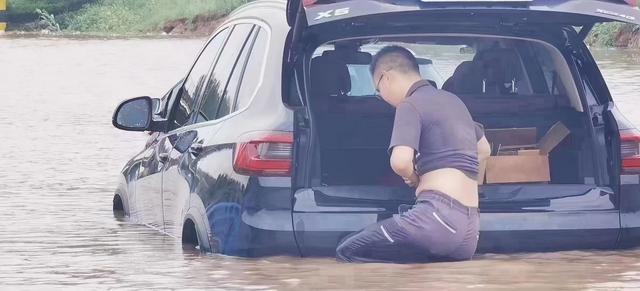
224, 0, 289, 29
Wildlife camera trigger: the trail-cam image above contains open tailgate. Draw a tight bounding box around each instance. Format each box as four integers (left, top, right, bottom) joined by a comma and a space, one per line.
287, 0, 640, 27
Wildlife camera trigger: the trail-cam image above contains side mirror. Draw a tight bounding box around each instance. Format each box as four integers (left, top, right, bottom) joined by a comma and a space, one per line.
112, 96, 153, 131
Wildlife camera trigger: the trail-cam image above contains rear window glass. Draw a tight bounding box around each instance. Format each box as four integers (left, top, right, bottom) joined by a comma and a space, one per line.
529, 42, 567, 96
309, 36, 574, 102
313, 44, 452, 98
346, 63, 445, 97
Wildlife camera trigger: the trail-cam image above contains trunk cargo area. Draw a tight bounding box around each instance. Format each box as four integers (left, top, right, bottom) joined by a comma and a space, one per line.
298, 35, 610, 209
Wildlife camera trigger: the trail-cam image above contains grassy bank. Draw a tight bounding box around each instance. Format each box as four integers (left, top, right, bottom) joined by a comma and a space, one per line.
65, 0, 249, 34
586, 22, 640, 48
586, 23, 626, 47
6, 0, 249, 35
5, 1, 640, 43
8, 0, 93, 15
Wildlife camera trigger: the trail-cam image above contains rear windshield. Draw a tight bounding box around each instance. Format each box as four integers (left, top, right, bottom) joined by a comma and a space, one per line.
309, 35, 581, 111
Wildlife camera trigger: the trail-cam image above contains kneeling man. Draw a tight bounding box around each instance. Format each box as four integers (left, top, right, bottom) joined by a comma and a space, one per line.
336, 46, 490, 263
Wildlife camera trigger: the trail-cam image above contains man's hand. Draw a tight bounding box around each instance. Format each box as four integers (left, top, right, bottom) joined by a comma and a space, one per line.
390, 146, 419, 187
403, 172, 420, 188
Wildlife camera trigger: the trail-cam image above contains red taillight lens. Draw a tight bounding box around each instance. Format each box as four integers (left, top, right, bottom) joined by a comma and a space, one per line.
303, 0, 318, 7
233, 132, 293, 177
624, 0, 639, 8
620, 129, 640, 172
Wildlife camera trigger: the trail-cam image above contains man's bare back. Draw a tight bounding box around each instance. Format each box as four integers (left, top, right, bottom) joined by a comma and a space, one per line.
416, 136, 490, 207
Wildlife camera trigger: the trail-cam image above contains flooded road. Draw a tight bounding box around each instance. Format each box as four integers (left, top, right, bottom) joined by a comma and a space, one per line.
1, 37, 640, 290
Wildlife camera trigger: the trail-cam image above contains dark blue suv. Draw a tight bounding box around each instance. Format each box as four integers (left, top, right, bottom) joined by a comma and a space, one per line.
113, 0, 640, 257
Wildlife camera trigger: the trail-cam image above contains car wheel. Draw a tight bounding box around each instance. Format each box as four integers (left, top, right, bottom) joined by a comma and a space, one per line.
182, 218, 201, 250
113, 194, 126, 218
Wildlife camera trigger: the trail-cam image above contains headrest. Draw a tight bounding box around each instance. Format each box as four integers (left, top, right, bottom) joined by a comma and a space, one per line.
475, 48, 521, 63
453, 61, 475, 75
444, 61, 485, 94
310, 52, 351, 98
476, 48, 521, 80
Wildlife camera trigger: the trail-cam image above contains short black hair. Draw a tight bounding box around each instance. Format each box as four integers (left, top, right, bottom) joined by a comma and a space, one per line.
369, 45, 420, 76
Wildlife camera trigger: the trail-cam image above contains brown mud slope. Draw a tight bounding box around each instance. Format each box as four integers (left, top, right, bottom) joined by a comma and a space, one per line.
615, 25, 640, 48
161, 14, 226, 37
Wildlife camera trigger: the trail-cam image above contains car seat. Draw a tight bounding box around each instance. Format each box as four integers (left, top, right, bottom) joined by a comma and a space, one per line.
475, 48, 523, 95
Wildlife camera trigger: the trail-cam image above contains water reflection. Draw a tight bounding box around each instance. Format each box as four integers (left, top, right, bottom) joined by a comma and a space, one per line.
1, 36, 640, 289
591, 49, 640, 126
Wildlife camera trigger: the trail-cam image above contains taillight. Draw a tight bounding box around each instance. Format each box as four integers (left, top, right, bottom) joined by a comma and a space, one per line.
620, 129, 640, 172
624, 0, 639, 8
303, 0, 318, 7
233, 132, 293, 177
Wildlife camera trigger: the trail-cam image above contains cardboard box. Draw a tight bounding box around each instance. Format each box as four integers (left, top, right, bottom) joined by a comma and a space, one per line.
486, 151, 550, 183
538, 122, 571, 155
484, 127, 537, 149
484, 122, 570, 184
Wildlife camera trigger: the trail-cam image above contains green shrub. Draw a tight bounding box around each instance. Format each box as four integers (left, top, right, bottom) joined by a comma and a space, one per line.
65, 0, 249, 34
35, 8, 61, 31
586, 22, 626, 47
8, 0, 93, 15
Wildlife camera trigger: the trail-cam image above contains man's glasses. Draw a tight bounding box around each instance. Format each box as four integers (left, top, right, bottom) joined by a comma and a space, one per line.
374, 68, 392, 98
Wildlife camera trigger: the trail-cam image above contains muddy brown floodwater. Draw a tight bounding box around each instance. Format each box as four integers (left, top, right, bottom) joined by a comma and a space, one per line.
1, 36, 640, 290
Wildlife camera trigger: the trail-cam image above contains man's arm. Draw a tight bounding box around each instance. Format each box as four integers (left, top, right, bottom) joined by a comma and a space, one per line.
388, 102, 422, 187
477, 136, 490, 162
391, 145, 418, 185
474, 122, 490, 161
476, 127, 491, 184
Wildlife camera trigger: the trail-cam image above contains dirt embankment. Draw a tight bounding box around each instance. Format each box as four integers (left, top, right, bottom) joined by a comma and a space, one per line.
615, 25, 640, 48
160, 14, 226, 37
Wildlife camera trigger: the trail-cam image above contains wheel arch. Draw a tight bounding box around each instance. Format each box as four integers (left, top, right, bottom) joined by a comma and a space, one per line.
113, 176, 131, 217
182, 193, 215, 253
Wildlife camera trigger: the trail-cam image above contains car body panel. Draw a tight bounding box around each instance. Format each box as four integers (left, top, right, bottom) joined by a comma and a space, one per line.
291, 184, 621, 256
162, 3, 299, 256
612, 104, 640, 247
133, 136, 170, 229
162, 126, 223, 239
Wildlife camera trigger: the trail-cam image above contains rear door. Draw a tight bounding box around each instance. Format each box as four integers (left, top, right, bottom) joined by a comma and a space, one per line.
161, 23, 256, 243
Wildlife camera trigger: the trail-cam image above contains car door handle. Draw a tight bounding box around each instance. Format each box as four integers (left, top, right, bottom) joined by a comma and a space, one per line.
189, 142, 204, 156
158, 153, 169, 163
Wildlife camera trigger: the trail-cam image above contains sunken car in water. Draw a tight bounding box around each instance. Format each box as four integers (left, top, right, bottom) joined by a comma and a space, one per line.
112, 0, 640, 257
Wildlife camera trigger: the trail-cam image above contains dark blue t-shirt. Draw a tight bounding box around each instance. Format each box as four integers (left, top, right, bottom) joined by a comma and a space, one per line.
389, 80, 483, 177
